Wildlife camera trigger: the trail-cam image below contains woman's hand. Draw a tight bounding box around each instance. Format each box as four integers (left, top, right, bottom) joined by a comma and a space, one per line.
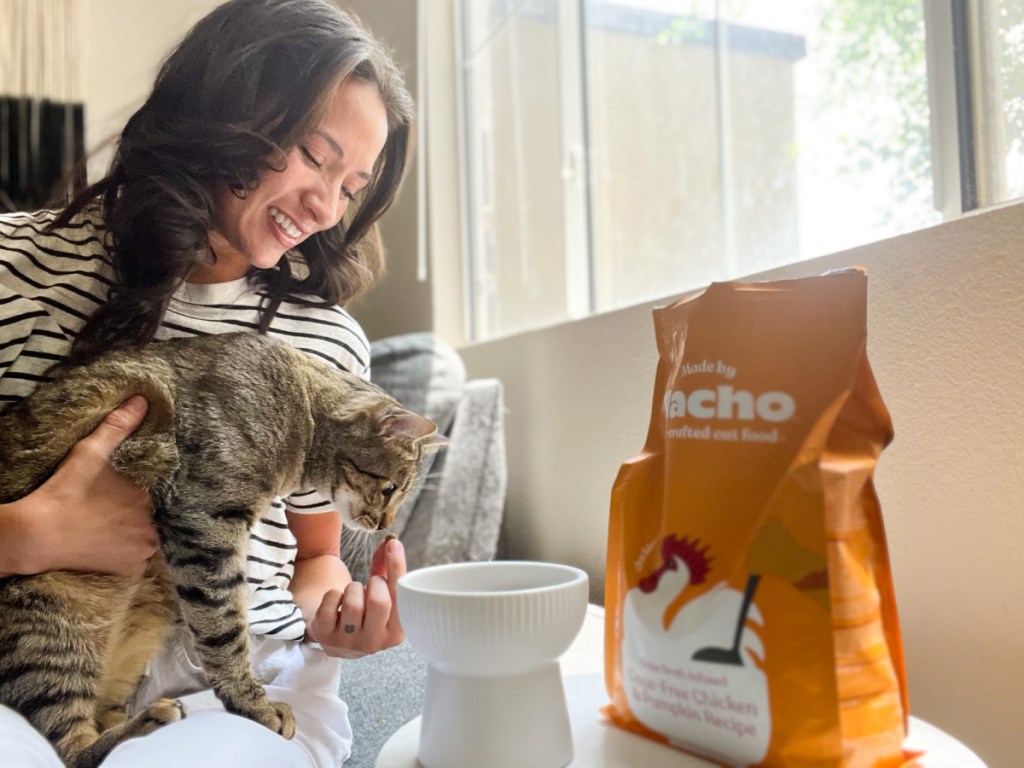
311, 537, 407, 659
3, 396, 158, 576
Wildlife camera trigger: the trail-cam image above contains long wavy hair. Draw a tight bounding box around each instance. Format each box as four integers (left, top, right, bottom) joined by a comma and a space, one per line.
58, 0, 415, 363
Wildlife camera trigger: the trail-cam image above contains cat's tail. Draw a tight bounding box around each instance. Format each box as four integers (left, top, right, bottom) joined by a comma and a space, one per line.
0, 349, 177, 500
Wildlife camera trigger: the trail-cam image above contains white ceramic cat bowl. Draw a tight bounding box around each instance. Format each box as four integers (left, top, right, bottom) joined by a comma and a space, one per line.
397, 561, 589, 768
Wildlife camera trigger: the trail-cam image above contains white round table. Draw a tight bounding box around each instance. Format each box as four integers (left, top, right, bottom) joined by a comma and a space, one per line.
375, 673, 987, 768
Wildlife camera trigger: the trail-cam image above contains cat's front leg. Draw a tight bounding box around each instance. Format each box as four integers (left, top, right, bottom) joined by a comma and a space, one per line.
154, 505, 296, 739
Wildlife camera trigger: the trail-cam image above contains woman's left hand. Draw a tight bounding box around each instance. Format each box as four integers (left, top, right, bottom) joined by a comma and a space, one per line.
311, 537, 406, 658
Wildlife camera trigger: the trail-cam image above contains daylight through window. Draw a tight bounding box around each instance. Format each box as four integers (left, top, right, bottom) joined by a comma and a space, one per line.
456, 0, 1023, 341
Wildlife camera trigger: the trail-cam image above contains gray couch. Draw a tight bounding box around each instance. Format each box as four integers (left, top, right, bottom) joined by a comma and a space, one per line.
338, 332, 508, 767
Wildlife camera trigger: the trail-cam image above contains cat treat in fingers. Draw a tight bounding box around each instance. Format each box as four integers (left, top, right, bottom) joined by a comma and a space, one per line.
0, 333, 442, 768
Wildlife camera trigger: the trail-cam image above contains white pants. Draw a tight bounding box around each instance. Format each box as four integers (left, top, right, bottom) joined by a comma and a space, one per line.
0, 627, 352, 768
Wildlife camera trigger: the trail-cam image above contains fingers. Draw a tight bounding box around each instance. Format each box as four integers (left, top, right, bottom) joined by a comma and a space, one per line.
370, 533, 402, 579
363, 575, 391, 647
312, 584, 360, 640
314, 541, 407, 658
338, 581, 365, 635
384, 539, 406, 635
369, 537, 389, 580
312, 588, 342, 640
82, 396, 149, 457
314, 573, 405, 657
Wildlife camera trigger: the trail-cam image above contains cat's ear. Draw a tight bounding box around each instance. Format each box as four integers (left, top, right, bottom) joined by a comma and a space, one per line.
380, 410, 448, 453
380, 409, 439, 440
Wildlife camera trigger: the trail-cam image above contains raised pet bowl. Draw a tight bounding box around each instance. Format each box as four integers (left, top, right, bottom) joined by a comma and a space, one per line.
397, 561, 589, 768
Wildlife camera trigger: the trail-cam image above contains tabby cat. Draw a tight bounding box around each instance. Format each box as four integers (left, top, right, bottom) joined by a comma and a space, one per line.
0, 333, 441, 768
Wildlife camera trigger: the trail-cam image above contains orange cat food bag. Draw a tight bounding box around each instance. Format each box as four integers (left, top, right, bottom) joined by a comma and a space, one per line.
605, 270, 912, 767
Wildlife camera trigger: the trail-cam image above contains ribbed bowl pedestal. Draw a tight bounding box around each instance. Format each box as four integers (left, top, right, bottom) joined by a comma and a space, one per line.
418, 661, 573, 768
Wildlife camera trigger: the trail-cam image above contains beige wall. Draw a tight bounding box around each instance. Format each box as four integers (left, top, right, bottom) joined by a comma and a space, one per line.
341, 0, 433, 340
82, 3, 1022, 764
83, 0, 222, 175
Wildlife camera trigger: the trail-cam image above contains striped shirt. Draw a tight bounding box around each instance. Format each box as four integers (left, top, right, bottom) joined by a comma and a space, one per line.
0, 207, 371, 639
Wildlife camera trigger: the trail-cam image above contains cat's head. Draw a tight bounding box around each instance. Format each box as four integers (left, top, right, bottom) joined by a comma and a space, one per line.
317, 399, 445, 531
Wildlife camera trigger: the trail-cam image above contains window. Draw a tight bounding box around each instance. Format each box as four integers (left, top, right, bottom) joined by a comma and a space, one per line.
972, 0, 1024, 207
454, 0, 1024, 342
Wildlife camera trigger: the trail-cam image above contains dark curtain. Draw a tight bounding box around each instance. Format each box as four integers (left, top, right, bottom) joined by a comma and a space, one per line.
0, 96, 85, 213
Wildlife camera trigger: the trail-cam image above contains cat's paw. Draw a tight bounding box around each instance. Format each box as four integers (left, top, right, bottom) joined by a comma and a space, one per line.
141, 698, 186, 727
126, 698, 185, 738
252, 700, 296, 739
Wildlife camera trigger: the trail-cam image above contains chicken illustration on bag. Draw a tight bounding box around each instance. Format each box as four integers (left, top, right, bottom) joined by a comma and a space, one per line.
623, 534, 771, 765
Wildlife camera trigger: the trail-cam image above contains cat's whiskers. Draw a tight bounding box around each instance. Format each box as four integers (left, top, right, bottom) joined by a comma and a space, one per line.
340, 523, 387, 579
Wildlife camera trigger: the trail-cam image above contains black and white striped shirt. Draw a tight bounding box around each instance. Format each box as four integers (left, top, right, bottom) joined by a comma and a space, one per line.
0, 207, 371, 639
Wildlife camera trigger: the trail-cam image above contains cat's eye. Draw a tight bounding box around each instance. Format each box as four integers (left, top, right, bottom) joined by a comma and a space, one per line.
381, 483, 397, 500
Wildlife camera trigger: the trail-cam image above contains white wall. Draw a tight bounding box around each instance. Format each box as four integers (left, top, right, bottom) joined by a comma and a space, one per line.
459, 202, 1024, 767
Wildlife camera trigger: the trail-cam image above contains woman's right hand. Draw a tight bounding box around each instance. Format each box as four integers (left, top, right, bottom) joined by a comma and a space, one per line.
4, 396, 159, 576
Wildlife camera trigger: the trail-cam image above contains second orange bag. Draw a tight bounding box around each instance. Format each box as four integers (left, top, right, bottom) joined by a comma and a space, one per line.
604, 270, 911, 767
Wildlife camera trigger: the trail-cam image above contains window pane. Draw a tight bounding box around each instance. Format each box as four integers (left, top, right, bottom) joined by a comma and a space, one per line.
585, 0, 941, 312
461, 0, 573, 340
585, 1, 728, 309
975, 0, 1024, 206
459, 0, 944, 341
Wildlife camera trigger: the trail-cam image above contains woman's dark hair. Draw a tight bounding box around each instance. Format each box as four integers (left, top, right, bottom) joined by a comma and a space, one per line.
58, 0, 415, 362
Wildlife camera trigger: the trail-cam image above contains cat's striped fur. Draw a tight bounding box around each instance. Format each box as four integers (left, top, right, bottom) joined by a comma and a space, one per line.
0, 333, 439, 768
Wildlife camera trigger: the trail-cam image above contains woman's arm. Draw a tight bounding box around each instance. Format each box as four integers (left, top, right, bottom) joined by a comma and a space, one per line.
0, 396, 158, 577
288, 510, 405, 658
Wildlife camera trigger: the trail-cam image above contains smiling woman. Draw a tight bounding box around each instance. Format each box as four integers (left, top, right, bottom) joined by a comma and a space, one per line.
200, 79, 391, 284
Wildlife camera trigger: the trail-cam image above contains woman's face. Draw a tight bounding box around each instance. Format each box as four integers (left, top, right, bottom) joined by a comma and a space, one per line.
196, 78, 389, 284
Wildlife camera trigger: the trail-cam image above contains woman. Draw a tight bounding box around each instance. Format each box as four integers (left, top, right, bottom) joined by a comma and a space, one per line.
0, 0, 415, 765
